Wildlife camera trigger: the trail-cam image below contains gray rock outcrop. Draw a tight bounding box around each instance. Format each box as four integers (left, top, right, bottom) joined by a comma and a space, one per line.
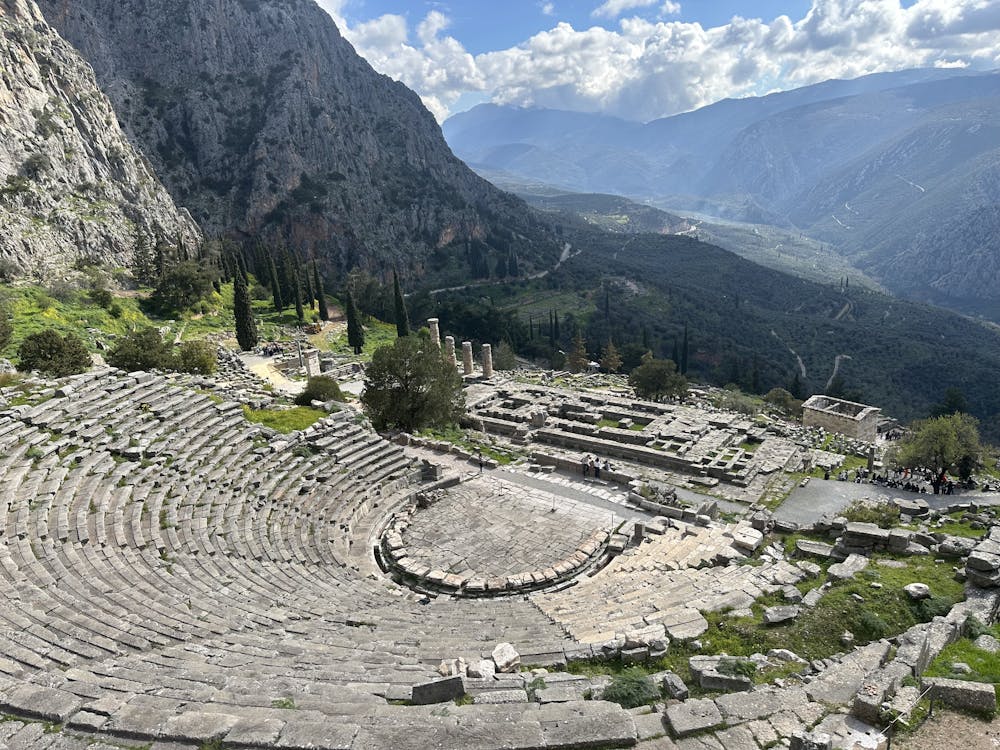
36, 0, 559, 279
0, 0, 199, 277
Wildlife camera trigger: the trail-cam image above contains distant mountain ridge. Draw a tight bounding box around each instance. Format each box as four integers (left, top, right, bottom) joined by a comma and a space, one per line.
444, 69, 1000, 318
36, 0, 560, 283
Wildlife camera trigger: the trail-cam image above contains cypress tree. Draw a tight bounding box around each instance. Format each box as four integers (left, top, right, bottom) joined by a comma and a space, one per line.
267, 253, 284, 311
671, 338, 679, 366
508, 251, 519, 277
548, 310, 555, 348
346, 289, 365, 355
293, 267, 305, 324
233, 268, 259, 351
553, 311, 560, 341
313, 260, 328, 321
641, 325, 649, 351
304, 262, 315, 310
680, 323, 689, 375
392, 270, 410, 337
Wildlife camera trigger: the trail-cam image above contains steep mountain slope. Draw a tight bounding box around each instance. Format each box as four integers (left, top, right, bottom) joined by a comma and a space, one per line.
37, 0, 559, 282
790, 101, 1000, 318
0, 0, 199, 278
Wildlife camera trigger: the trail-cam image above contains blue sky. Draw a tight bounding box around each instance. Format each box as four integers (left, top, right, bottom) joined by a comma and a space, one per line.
318, 0, 1000, 122
337, 1, 814, 55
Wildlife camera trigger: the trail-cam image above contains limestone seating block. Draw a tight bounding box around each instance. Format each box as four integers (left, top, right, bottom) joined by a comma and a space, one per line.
664, 698, 724, 737
0, 684, 82, 723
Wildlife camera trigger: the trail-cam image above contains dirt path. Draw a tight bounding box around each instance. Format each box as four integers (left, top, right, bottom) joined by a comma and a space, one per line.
893, 709, 1000, 749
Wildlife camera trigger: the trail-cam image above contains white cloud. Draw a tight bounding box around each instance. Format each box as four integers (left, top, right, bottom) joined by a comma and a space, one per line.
316, 0, 1000, 123
541, 2, 556, 16
661, 1, 681, 15
592, 0, 659, 19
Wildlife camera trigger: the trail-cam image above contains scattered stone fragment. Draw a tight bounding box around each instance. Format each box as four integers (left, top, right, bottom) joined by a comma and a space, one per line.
492, 642, 521, 673
903, 583, 930, 600
828, 554, 869, 581
763, 605, 800, 625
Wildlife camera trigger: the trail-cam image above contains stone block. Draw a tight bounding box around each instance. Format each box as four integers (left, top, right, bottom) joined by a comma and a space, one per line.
468, 659, 496, 678
903, 583, 930, 600
276, 721, 359, 750
473, 689, 530, 704
763, 605, 800, 625
789, 731, 832, 750
664, 698, 724, 738
162, 712, 239, 742
0, 684, 82, 723
828, 553, 869, 581
624, 623, 667, 648
492, 642, 521, 673
700, 670, 752, 692
410, 676, 466, 705
795, 539, 834, 558
923, 677, 997, 716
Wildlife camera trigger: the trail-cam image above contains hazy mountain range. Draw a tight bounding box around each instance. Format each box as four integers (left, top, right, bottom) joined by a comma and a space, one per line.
445, 69, 1000, 319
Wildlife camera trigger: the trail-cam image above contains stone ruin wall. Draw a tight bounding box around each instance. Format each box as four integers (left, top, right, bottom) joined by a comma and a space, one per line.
802, 397, 879, 442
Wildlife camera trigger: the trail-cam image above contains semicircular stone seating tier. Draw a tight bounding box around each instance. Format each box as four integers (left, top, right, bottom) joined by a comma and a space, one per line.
0, 368, 810, 749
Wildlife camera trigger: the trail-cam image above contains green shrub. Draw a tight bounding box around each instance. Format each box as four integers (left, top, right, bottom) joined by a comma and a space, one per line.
88, 288, 113, 309
106, 327, 175, 372
294, 375, 344, 406
915, 595, 953, 620
856, 609, 889, 641
177, 340, 217, 375
963, 615, 990, 640
600, 667, 659, 709
151, 261, 214, 313
717, 657, 756, 678
841, 500, 899, 527
108, 302, 123, 318
17, 330, 91, 377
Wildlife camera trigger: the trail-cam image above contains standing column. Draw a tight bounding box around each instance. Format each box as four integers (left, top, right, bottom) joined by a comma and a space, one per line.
427, 318, 441, 350
482, 343, 494, 379
445, 336, 457, 367
461, 341, 474, 375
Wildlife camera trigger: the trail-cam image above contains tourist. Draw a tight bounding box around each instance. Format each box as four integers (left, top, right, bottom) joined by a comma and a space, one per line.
594, 460, 601, 480
581, 456, 589, 477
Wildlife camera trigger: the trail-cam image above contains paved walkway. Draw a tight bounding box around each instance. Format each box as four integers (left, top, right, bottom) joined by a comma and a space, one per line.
775, 478, 1000, 525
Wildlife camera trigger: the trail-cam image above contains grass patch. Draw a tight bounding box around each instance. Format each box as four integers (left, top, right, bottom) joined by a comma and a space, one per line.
841, 499, 900, 527
327, 317, 397, 359
242, 405, 325, 433
925, 622, 1000, 684
600, 668, 659, 708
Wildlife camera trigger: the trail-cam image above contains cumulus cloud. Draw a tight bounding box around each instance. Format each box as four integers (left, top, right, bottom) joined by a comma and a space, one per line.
317, 0, 1000, 123
541, 2, 556, 16
592, 0, 659, 19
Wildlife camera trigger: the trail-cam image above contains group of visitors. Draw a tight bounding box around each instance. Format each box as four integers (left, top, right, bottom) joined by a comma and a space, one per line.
581, 454, 612, 479
825, 466, 957, 495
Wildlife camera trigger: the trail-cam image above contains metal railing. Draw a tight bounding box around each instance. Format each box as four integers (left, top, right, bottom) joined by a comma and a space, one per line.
883, 684, 936, 749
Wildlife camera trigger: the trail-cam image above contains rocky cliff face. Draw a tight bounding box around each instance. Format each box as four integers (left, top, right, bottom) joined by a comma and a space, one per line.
0, 0, 200, 279
37, 0, 558, 282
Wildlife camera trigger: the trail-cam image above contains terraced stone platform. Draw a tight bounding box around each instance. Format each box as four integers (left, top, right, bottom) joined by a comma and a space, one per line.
381, 475, 613, 595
